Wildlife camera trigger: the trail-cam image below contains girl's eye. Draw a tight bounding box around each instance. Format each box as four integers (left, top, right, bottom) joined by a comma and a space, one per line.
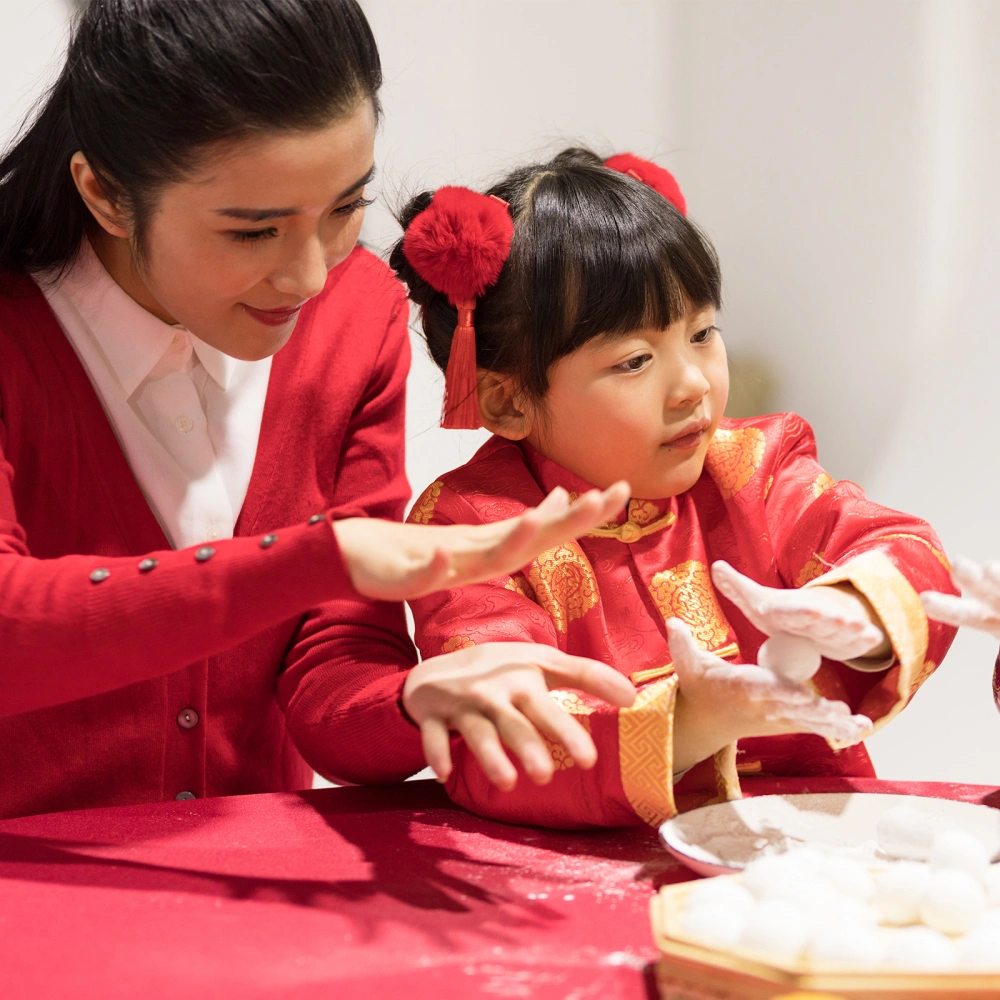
333, 195, 376, 216
230, 227, 278, 243
614, 353, 652, 373
692, 325, 718, 344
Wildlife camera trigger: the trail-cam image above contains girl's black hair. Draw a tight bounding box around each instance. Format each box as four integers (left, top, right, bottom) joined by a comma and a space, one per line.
0, 0, 381, 275
391, 147, 722, 400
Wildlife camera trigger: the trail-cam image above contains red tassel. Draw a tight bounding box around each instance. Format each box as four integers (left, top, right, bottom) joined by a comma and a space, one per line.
441, 299, 482, 429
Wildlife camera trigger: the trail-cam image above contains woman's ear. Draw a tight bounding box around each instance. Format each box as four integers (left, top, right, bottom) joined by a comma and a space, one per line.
69, 152, 130, 238
478, 371, 534, 440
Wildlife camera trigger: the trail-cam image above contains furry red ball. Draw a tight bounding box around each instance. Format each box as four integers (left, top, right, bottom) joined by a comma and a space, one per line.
604, 153, 687, 216
402, 186, 514, 303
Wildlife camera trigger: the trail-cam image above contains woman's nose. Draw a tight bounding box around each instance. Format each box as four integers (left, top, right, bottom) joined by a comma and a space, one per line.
271, 236, 329, 300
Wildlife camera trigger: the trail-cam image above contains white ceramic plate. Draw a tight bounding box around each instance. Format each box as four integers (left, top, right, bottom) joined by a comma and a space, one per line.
659, 792, 1000, 877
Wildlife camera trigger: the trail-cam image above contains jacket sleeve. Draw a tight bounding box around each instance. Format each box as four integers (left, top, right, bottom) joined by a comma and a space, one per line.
276, 294, 425, 785
406, 481, 736, 829
764, 413, 958, 735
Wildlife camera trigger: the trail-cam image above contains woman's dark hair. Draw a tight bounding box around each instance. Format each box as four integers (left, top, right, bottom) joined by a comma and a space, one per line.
0, 0, 381, 275
390, 147, 722, 400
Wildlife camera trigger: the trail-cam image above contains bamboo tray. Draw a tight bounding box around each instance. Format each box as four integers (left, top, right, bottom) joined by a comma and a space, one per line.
651, 879, 1000, 1000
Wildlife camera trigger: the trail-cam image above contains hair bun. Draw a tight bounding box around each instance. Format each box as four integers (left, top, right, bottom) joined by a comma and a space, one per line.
604, 153, 687, 216
401, 186, 514, 304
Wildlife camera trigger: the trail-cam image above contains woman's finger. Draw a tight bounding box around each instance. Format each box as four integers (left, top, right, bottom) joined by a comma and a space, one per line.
455, 713, 519, 790
420, 717, 454, 782
516, 691, 598, 770
529, 648, 636, 707
488, 702, 557, 785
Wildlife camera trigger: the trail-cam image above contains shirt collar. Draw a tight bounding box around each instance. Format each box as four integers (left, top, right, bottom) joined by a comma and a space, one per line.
53, 240, 235, 395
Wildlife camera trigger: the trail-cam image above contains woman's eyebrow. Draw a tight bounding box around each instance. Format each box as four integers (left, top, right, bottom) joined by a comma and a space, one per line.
215, 165, 377, 222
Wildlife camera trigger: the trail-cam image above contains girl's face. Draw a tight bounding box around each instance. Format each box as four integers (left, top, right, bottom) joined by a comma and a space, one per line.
77, 102, 376, 360
527, 304, 728, 498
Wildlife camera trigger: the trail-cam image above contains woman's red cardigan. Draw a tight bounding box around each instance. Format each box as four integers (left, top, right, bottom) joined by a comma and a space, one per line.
0, 247, 425, 819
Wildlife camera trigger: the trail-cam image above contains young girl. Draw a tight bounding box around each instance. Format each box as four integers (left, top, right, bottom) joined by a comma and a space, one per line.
391, 148, 958, 829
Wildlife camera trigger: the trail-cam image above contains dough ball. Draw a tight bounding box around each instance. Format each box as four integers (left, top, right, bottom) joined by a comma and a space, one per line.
872, 861, 931, 925
819, 856, 876, 901
807, 922, 884, 968
742, 855, 809, 900
876, 805, 934, 861
763, 876, 841, 934
969, 909, 1000, 935
956, 927, 1000, 969
884, 925, 957, 971
758, 633, 822, 683
681, 902, 747, 949
812, 894, 879, 933
919, 868, 988, 935
741, 899, 810, 963
930, 828, 991, 881
685, 877, 755, 917
985, 864, 1000, 907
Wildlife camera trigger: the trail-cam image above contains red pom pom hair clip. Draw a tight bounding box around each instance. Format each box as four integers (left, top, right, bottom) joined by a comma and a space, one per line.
604, 153, 687, 216
402, 187, 514, 430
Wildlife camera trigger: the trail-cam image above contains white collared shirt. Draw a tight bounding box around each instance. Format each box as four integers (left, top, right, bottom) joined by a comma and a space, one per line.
39, 240, 272, 550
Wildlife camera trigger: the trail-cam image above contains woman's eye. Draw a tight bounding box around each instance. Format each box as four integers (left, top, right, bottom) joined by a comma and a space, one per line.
692, 325, 718, 344
333, 196, 376, 216
230, 228, 278, 244
614, 353, 652, 373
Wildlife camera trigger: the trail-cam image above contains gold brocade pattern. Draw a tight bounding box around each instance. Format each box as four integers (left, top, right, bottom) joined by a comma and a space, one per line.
648, 561, 732, 649
441, 635, 475, 654
407, 481, 443, 524
705, 427, 766, 499
796, 551, 828, 588
549, 690, 596, 716
713, 744, 742, 802
618, 675, 678, 826
764, 475, 774, 499
629, 500, 659, 526
879, 532, 952, 572
813, 472, 836, 498
504, 574, 536, 601
526, 541, 600, 634
545, 737, 577, 771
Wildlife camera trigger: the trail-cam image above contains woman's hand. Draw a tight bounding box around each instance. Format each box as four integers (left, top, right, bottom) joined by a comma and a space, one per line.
333, 482, 630, 601
711, 561, 889, 662
921, 557, 1000, 639
668, 619, 873, 772
401, 642, 636, 790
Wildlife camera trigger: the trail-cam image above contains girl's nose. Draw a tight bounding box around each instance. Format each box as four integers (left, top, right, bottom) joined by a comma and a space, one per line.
271, 236, 329, 301
667, 357, 712, 407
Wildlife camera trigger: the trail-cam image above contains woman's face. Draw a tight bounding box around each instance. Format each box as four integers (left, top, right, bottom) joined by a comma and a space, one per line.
80, 102, 376, 360
526, 304, 729, 498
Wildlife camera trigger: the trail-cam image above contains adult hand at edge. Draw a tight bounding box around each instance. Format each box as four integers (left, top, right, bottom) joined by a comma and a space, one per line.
401, 642, 636, 790
333, 481, 630, 602
921, 556, 1000, 640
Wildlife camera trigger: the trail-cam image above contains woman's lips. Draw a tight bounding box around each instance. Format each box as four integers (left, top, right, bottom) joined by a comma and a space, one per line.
241, 303, 303, 327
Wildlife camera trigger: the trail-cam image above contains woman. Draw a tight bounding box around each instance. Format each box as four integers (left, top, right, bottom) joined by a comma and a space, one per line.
0, 0, 849, 821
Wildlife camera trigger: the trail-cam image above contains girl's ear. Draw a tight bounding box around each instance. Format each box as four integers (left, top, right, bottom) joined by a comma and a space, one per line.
478, 371, 535, 440
69, 151, 130, 238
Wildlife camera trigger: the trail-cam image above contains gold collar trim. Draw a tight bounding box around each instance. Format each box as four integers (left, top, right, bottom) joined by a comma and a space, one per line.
585, 509, 676, 544
629, 641, 740, 686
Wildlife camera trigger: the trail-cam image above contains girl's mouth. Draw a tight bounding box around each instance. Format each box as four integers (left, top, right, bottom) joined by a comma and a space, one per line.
663, 418, 711, 451
241, 303, 303, 327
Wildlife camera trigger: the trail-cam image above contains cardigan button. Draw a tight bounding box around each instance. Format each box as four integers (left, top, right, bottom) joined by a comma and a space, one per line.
308, 514, 325, 525
194, 546, 216, 563
175, 791, 197, 801
177, 708, 199, 730
138, 558, 158, 573
89, 568, 110, 584
260, 533, 278, 549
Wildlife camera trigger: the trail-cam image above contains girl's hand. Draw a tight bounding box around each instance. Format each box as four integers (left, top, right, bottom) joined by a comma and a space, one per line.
668, 619, 873, 773
711, 560, 889, 663
333, 482, 630, 602
401, 642, 636, 790
921, 557, 1000, 640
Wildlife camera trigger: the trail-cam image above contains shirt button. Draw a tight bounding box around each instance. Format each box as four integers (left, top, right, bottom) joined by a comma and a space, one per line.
175, 415, 194, 434
195, 546, 215, 562
175, 791, 197, 801
260, 533, 278, 548
89, 568, 110, 584
138, 558, 158, 573
177, 708, 200, 729
308, 514, 325, 525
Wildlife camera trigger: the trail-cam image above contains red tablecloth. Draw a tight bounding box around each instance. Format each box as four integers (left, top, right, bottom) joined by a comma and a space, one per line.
0, 777, 997, 999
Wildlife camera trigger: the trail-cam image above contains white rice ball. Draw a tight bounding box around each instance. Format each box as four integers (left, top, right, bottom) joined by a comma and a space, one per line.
741, 899, 810, 963
919, 868, 988, 935
930, 828, 991, 881
969, 909, 1000, 935
884, 925, 957, 971
685, 877, 755, 918
807, 922, 885, 968
742, 854, 809, 900
876, 805, 934, 861
956, 928, 1000, 970
682, 902, 747, 949
873, 861, 932, 925
758, 633, 822, 683
819, 856, 876, 901
985, 865, 1000, 907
